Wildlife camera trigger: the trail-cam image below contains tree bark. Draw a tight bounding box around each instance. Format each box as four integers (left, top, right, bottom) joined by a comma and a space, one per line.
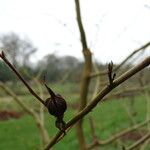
74, 0, 92, 149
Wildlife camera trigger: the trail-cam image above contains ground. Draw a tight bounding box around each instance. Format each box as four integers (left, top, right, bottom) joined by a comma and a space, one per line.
0, 82, 149, 150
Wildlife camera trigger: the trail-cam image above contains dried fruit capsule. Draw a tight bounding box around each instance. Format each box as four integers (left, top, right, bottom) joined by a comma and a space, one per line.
44, 84, 67, 133
45, 94, 67, 118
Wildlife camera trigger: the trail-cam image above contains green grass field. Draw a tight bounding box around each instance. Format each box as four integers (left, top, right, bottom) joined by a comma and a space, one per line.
0, 83, 150, 150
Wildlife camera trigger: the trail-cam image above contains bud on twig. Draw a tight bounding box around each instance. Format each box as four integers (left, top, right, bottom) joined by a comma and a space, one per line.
108, 61, 116, 86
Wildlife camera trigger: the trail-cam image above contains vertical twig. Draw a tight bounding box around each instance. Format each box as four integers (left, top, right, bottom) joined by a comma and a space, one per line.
75, 0, 92, 149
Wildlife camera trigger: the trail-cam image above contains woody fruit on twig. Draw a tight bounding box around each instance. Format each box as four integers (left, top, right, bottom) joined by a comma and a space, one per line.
44, 83, 67, 134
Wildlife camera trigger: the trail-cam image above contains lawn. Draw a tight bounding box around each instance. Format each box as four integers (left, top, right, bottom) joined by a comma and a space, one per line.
0, 83, 149, 150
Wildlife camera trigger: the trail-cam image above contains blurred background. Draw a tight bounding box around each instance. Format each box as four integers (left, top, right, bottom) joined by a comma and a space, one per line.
0, 0, 150, 150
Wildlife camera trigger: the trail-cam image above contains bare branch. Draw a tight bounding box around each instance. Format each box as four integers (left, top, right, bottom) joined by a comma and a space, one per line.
103, 86, 150, 101
0, 81, 50, 146
45, 57, 150, 150
126, 133, 150, 150
75, 0, 88, 49
0, 51, 45, 105
0, 82, 35, 115
75, 0, 92, 149
89, 116, 98, 143
114, 41, 150, 71
88, 119, 150, 149
90, 42, 150, 78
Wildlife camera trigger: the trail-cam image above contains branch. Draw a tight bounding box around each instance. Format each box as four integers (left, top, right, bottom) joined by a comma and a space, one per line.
126, 133, 150, 150
75, 0, 88, 49
88, 119, 150, 149
75, 0, 92, 149
0, 51, 45, 105
0, 80, 50, 146
0, 82, 35, 115
103, 86, 150, 101
89, 116, 99, 144
114, 41, 150, 71
45, 57, 150, 149
90, 42, 150, 78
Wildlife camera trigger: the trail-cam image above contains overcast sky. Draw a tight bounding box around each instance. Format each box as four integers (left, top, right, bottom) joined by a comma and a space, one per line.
0, 0, 150, 63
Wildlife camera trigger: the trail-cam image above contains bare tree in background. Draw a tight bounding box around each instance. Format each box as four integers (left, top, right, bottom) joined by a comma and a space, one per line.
0, 32, 36, 67
0, 0, 150, 150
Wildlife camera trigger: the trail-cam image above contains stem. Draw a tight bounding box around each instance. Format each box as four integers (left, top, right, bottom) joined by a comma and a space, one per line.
0, 82, 35, 115
0, 51, 45, 105
88, 119, 150, 149
75, 0, 87, 50
90, 42, 150, 78
0, 82, 50, 146
126, 133, 150, 150
44, 56, 150, 150
44, 84, 56, 98
75, 0, 92, 149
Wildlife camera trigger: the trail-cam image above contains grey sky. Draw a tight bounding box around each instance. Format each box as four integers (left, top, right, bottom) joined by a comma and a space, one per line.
0, 0, 150, 63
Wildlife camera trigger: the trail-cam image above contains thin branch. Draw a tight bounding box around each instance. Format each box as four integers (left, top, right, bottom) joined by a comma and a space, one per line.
75, 0, 88, 49
114, 41, 150, 71
88, 119, 150, 149
44, 57, 150, 150
0, 81, 50, 146
90, 42, 150, 78
89, 116, 98, 143
103, 86, 150, 101
0, 82, 35, 115
75, 0, 92, 149
126, 133, 150, 150
0, 51, 45, 105
140, 139, 150, 150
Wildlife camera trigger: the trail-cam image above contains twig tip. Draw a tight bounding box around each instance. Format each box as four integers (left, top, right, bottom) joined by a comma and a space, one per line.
0, 51, 5, 58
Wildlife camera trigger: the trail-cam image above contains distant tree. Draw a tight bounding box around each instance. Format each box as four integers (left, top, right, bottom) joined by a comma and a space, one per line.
38, 54, 61, 82
0, 32, 36, 67
58, 56, 79, 70
37, 54, 81, 82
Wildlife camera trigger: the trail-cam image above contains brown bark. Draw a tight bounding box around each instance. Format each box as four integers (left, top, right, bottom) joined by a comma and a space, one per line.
74, 0, 92, 149
76, 49, 92, 150
44, 56, 150, 150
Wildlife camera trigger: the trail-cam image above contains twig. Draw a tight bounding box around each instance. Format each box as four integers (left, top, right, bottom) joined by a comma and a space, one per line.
75, 0, 88, 50
103, 86, 150, 101
107, 61, 116, 86
90, 42, 150, 78
0, 82, 50, 145
0, 82, 35, 115
139, 74, 150, 150
0, 51, 45, 105
75, 0, 92, 149
88, 119, 150, 149
44, 56, 150, 150
89, 116, 99, 146
114, 41, 150, 71
125, 133, 150, 150
140, 139, 150, 150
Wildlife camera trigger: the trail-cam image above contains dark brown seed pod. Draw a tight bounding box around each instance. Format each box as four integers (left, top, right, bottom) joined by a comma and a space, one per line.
44, 84, 67, 118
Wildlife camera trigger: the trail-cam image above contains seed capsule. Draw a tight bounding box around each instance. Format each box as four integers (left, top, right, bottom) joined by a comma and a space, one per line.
44, 84, 67, 118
